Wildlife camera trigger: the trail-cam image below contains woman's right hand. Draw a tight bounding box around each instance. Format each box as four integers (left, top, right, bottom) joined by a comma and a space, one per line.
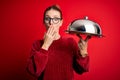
42, 26, 56, 50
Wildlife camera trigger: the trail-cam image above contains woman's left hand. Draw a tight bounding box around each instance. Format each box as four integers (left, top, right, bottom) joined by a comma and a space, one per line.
77, 35, 91, 57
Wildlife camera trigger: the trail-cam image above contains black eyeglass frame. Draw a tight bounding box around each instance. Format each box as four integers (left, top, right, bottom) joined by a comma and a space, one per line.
44, 17, 62, 24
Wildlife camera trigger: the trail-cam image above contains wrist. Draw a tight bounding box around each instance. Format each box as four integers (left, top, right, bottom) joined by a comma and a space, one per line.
80, 50, 88, 57
41, 44, 49, 50
81, 53, 88, 57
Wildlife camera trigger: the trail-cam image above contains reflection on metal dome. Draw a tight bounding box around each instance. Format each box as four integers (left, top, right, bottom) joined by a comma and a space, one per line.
66, 16, 104, 37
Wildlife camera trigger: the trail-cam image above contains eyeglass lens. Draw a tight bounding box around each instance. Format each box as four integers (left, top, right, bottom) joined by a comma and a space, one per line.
45, 17, 61, 24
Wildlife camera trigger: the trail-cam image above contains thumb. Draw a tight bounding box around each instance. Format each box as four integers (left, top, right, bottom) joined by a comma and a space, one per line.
85, 35, 91, 42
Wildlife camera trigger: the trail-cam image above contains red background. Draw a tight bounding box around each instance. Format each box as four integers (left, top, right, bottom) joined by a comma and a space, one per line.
0, 0, 120, 80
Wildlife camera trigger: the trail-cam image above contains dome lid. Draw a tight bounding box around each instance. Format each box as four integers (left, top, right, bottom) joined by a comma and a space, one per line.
66, 16, 104, 37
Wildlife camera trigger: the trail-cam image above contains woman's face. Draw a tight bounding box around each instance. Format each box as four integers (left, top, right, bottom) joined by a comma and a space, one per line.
44, 9, 63, 31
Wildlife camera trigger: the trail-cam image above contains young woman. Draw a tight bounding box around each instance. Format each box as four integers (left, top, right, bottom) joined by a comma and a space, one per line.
27, 5, 91, 80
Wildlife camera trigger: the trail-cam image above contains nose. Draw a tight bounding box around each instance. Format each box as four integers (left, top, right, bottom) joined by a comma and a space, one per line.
49, 19, 53, 25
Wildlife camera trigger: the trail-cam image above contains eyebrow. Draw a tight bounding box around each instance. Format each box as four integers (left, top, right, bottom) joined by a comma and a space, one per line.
45, 15, 60, 18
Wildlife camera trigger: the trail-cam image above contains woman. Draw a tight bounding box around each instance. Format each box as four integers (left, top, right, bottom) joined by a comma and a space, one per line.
27, 4, 91, 80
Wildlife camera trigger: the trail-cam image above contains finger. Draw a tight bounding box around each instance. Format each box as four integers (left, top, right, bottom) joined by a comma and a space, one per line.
76, 34, 83, 41
52, 32, 57, 39
49, 26, 53, 35
85, 35, 91, 42
78, 43, 81, 49
48, 26, 55, 36
43, 32, 46, 39
51, 27, 56, 36
76, 34, 82, 38
47, 26, 52, 34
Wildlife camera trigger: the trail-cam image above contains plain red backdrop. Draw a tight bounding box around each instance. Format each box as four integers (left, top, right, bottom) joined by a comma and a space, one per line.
0, 0, 120, 80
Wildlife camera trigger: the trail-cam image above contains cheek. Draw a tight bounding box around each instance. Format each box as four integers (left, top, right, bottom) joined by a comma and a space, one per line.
56, 22, 62, 28
55, 24, 61, 29
52, 25, 60, 32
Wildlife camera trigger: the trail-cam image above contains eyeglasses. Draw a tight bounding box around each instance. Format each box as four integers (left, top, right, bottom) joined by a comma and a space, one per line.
44, 17, 62, 24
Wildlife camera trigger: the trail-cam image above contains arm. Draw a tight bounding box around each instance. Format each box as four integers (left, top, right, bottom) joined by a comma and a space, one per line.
27, 26, 57, 77
73, 54, 89, 74
70, 36, 90, 74
26, 40, 48, 77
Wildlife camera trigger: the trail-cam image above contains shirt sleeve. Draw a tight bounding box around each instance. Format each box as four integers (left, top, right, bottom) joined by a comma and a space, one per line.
26, 40, 48, 77
69, 38, 89, 74
73, 54, 89, 74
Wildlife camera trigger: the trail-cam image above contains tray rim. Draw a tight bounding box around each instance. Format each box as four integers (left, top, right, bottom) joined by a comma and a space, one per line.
65, 30, 105, 37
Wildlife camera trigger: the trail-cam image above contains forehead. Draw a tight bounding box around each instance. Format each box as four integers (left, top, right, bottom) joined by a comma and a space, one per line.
45, 9, 61, 17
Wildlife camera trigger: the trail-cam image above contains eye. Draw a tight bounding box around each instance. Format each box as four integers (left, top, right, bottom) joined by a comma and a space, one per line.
54, 18, 58, 21
53, 18, 61, 21
45, 17, 51, 21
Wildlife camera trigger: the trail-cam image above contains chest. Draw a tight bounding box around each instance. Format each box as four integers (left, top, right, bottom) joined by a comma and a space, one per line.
47, 40, 74, 64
